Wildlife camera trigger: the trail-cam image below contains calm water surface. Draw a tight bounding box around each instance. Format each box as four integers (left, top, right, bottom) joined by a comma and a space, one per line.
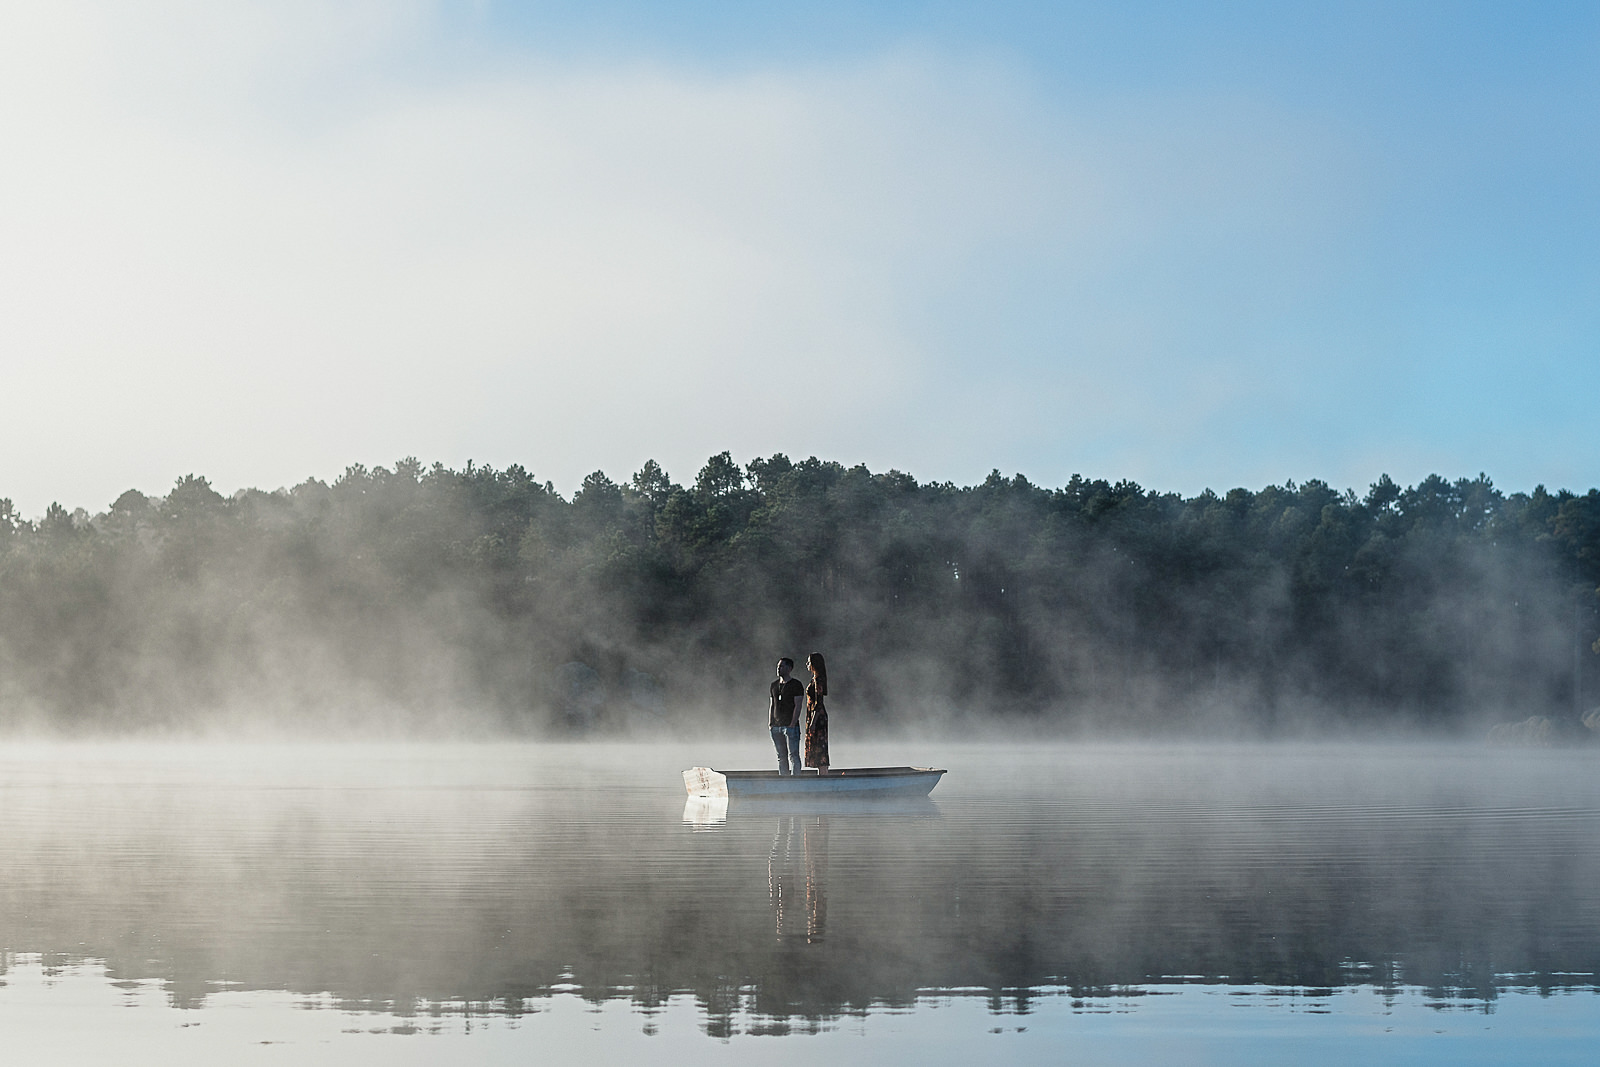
1, 739, 1598, 1064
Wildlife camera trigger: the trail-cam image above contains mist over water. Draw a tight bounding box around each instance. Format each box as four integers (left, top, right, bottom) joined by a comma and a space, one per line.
2, 739, 1598, 1062
1, 458, 1597, 739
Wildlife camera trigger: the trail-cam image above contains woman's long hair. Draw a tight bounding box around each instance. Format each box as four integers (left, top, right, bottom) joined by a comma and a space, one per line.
806, 653, 827, 697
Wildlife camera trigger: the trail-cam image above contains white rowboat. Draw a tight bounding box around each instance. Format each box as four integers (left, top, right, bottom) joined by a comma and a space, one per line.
683, 766, 946, 798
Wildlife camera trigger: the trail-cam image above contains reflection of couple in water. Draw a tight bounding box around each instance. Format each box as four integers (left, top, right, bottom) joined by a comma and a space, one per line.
769, 815, 828, 944
768, 654, 829, 775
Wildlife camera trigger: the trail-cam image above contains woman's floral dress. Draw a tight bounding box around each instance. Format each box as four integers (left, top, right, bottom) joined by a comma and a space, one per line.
803, 682, 829, 770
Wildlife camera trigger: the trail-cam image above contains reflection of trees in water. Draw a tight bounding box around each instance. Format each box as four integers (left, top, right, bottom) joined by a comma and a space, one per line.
5, 754, 1600, 1030
7, 808, 1599, 1023
767, 816, 828, 945
7, 811, 1600, 1022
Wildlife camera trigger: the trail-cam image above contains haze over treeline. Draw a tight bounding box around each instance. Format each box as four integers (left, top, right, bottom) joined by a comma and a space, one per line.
0, 454, 1596, 736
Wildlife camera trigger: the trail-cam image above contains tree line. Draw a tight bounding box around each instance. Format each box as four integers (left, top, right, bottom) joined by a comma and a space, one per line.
0, 454, 1596, 734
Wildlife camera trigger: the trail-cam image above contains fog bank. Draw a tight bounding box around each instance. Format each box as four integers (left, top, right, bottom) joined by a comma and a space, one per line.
0, 456, 1596, 737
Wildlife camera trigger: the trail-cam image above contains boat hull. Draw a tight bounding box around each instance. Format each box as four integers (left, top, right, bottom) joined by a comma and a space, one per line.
684, 766, 945, 798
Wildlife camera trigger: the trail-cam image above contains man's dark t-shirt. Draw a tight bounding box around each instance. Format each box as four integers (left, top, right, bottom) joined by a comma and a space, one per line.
770, 677, 804, 727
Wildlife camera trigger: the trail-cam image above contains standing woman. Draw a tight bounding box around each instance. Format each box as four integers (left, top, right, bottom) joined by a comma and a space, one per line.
803, 653, 830, 774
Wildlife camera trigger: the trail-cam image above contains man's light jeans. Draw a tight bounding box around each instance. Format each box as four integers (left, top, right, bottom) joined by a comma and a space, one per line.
771, 726, 801, 774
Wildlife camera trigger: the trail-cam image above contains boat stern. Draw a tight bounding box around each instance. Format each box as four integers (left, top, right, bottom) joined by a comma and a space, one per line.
683, 767, 728, 797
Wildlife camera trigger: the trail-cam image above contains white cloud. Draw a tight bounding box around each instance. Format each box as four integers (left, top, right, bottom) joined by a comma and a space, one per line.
0, 1, 1369, 512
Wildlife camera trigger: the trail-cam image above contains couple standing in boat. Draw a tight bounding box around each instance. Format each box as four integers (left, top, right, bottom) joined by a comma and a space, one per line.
769, 654, 828, 775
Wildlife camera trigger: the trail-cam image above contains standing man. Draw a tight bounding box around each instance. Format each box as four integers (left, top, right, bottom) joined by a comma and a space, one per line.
769, 657, 805, 775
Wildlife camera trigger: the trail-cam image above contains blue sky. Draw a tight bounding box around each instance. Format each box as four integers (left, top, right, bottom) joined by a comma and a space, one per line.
0, 1, 1595, 514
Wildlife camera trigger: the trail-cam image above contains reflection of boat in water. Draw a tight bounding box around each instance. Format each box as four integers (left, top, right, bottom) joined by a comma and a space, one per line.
683, 766, 946, 798
684, 793, 939, 827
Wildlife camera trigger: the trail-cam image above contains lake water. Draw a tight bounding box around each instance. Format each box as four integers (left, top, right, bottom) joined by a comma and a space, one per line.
1, 739, 1598, 1064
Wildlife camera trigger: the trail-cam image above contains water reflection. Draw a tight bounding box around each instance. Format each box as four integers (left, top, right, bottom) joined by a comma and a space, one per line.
684, 795, 728, 828
684, 794, 940, 824
768, 816, 828, 944
0, 742, 1597, 1038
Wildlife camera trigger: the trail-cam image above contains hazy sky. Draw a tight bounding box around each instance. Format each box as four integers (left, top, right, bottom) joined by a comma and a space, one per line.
2, 1, 1596, 516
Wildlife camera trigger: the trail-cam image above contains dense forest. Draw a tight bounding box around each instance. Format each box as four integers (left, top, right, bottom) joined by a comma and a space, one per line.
0, 454, 1596, 736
